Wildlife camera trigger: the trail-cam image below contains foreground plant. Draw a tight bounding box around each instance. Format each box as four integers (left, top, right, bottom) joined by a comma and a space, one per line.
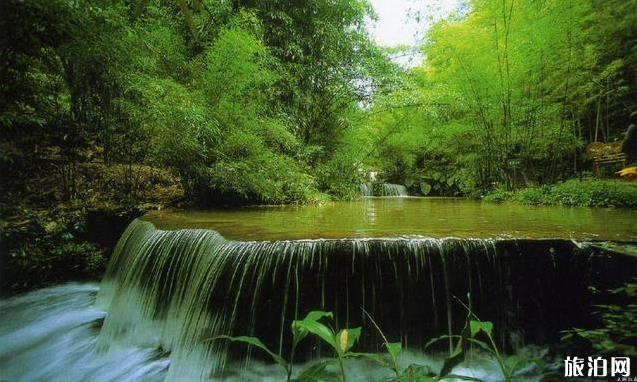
424, 297, 534, 382
212, 310, 361, 382
563, 281, 637, 356
211, 301, 540, 382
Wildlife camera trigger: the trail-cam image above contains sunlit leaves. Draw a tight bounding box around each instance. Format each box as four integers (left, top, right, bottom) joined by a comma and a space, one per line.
364, 0, 637, 192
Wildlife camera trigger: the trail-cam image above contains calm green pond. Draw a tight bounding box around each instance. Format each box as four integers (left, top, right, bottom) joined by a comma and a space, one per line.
144, 197, 637, 241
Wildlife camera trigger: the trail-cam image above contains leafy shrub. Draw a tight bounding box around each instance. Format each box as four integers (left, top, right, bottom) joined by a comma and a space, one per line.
314, 155, 364, 201
212, 299, 542, 382
482, 188, 514, 203
199, 153, 318, 205
513, 187, 549, 205
485, 179, 637, 208
213, 311, 364, 382
563, 282, 637, 356
2, 205, 111, 293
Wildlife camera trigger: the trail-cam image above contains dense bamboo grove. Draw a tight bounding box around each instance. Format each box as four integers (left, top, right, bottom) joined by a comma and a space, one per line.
1, 0, 395, 205
2, 0, 637, 291
2, 0, 636, 205
364, 0, 637, 195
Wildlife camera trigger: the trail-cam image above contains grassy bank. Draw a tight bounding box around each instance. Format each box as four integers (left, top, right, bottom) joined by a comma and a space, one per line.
484, 179, 637, 208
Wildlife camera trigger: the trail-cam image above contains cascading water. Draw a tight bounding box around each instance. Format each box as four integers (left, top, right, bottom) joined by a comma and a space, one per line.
359, 183, 372, 197
359, 183, 408, 197
2, 219, 635, 381
0, 284, 170, 382
380, 183, 408, 197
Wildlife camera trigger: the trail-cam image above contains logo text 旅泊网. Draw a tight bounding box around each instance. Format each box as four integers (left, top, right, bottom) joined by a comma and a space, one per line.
565, 356, 631, 378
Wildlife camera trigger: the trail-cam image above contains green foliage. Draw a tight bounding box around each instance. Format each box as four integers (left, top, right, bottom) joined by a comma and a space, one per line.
128, 20, 320, 204
212, 310, 362, 382
486, 179, 637, 208
481, 188, 513, 203
1, 205, 105, 292
359, 310, 403, 377
563, 282, 637, 356
2, 0, 393, 207
362, 0, 637, 194
214, 335, 288, 369
212, 303, 545, 382
425, 297, 538, 382
4, 0, 637, 204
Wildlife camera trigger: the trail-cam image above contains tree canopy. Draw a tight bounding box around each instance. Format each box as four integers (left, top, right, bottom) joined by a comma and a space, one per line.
364, 0, 637, 195
2, 0, 636, 205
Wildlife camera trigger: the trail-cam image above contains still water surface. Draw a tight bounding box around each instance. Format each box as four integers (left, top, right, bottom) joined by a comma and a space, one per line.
145, 197, 637, 241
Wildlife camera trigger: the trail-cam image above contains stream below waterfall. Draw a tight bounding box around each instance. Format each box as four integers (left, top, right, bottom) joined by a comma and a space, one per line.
0, 284, 168, 382
0, 284, 552, 382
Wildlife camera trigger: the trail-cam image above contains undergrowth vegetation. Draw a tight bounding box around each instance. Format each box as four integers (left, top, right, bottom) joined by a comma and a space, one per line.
1, 207, 100, 293
484, 179, 637, 208
212, 298, 541, 382
563, 282, 637, 357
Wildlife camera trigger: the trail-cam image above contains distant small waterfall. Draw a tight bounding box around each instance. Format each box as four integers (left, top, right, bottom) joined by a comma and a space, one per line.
359, 183, 372, 196
380, 183, 408, 197
359, 182, 408, 197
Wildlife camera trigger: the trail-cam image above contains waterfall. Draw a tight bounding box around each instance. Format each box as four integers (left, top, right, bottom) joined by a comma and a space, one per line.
0, 283, 532, 382
0, 284, 170, 382
360, 183, 408, 197
359, 183, 372, 196
381, 183, 408, 197
91, 220, 627, 380
3, 219, 636, 381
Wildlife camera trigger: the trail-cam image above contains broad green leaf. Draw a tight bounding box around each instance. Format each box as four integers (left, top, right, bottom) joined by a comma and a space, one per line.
292, 360, 339, 382
438, 344, 466, 379
293, 319, 337, 351
293, 311, 333, 344
210, 335, 287, 368
303, 311, 333, 322
505, 354, 526, 374
439, 316, 473, 379
465, 338, 494, 355
424, 335, 462, 350
386, 342, 402, 360
469, 320, 493, 337
420, 182, 432, 196
348, 352, 391, 368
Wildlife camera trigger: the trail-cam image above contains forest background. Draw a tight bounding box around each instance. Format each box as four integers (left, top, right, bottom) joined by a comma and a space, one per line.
2, 0, 637, 291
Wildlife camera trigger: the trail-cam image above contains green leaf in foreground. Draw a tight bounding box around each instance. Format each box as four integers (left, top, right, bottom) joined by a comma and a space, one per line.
292, 360, 339, 382
210, 335, 287, 369
469, 320, 493, 337
386, 342, 402, 361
